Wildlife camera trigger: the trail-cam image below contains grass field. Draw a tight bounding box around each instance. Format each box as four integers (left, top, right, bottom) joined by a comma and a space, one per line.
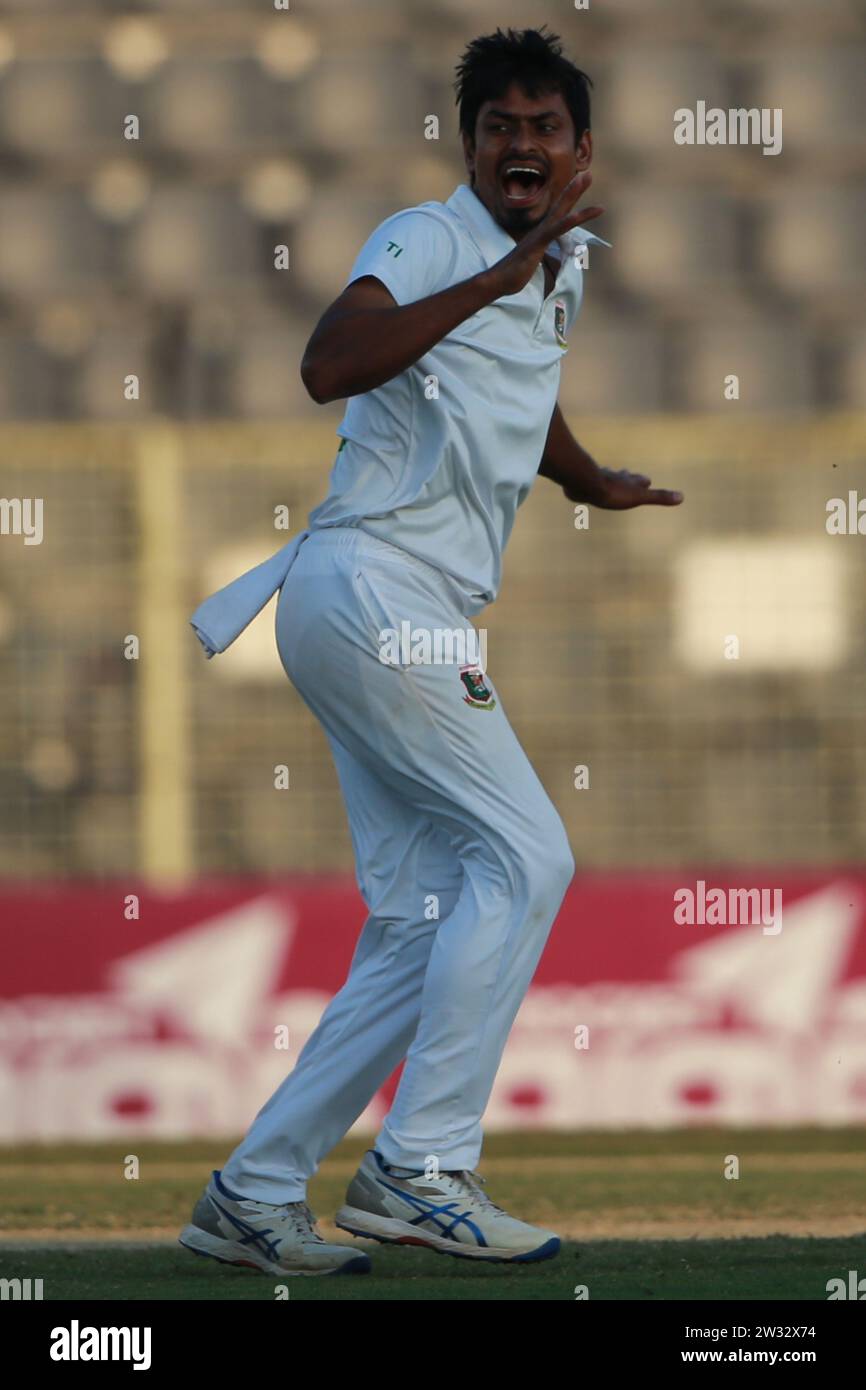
1, 1129, 864, 1301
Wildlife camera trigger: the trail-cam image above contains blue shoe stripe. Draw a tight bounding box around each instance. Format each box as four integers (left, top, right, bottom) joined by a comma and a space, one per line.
375, 1174, 488, 1247
441, 1208, 488, 1245
212, 1169, 248, 1202
210, 1194, 282, 1262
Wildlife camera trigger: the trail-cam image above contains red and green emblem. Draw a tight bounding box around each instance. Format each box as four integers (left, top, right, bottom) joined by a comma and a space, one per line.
460, 665, 496, 710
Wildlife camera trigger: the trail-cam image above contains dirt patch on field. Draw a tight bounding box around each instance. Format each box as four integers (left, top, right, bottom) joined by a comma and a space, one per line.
554, 1214, 866, 1239
1, 1153, 863, 1182
3, 1213, 865, 1245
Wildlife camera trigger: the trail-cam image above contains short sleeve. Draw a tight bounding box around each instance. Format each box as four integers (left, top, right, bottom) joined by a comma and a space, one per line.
345, 209, 459, 306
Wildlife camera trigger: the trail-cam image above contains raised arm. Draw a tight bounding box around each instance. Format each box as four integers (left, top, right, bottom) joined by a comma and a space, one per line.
300, 171, 604, 404
300, 271, 499, 404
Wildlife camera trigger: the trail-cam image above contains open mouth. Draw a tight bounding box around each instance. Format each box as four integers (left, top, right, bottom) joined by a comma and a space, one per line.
500, 164, 548, 207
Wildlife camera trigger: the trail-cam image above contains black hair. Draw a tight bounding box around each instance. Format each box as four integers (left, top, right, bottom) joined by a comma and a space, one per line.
454, 26, 592, 146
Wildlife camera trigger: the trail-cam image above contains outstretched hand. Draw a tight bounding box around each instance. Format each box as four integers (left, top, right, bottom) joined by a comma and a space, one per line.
567, 467, 683, 510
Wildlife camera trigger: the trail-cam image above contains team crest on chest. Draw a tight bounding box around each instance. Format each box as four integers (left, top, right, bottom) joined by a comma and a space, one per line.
554, 299, 568, 348
460, 664, 496, 710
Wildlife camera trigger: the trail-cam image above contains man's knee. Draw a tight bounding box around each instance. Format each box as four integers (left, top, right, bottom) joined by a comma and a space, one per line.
540, 822, 575, 900
461, 804, 574, 912
515, 813, 574, 909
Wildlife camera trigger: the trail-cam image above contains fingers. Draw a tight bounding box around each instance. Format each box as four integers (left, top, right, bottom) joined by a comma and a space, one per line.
547, 171, 593, 226
557, 170, 592, 204
616, 470, 682, 502
607, 468, 651, 488
543, 172, 606, 244
641, 488, 684, 506
569, 204, 605, 227
599, 467, 684, 508
551, 204, 604, 242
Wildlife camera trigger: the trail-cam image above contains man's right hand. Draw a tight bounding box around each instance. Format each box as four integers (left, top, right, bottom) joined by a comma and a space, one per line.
487, 171, 605, 298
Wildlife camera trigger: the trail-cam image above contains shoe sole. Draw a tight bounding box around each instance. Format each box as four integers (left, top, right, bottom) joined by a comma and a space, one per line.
334, 1205, 560, 1263
178, 1223, 371, 1277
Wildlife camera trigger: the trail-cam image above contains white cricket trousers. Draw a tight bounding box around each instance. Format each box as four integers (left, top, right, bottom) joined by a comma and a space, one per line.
221, 527, 574, 1202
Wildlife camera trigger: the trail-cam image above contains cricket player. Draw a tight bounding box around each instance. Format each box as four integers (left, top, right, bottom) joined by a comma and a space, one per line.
181, 26, 682, 1276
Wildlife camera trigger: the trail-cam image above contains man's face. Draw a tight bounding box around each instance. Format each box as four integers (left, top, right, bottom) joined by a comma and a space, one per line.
463, 81, 592, 241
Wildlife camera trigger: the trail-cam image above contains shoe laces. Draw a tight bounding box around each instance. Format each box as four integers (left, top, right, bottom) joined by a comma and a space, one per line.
285, 1201, 324, 1241
445, 1169, 507, 1217
250, 1198, 324, 1243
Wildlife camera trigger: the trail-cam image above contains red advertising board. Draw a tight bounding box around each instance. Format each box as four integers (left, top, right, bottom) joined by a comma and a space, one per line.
1, 873, 865, 1139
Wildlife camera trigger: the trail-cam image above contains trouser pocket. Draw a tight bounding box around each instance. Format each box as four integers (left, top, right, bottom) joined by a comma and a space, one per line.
350, 562, 417, 671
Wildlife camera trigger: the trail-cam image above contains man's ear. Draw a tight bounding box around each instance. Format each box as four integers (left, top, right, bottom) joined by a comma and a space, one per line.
574, 130, 593, 172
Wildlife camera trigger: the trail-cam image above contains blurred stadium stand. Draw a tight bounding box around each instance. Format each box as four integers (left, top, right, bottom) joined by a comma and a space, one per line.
0, 2, 864, 881
0, 0, 862, 416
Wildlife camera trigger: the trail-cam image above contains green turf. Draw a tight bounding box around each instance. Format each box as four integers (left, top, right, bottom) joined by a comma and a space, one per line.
1, 1238, 864, 1301
1, 1130, 864, 1300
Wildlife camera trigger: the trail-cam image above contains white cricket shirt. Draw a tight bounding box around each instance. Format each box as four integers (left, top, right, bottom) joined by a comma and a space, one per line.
307, 181, 609, 616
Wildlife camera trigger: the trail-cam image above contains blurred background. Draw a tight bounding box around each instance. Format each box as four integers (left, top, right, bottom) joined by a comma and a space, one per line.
1, 0, 865, 1144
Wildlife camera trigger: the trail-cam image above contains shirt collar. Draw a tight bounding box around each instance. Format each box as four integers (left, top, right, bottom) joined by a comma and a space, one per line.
446, 182, 611, 269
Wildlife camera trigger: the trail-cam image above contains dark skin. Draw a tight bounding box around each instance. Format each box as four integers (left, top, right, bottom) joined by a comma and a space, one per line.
465, 82, 682, 510
301, 80, 682, 511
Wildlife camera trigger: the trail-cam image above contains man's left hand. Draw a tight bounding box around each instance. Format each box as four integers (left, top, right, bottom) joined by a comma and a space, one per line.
568, 467, 683, 510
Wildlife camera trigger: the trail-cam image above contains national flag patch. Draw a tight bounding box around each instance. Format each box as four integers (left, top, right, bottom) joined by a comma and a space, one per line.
459, 664, 496, 710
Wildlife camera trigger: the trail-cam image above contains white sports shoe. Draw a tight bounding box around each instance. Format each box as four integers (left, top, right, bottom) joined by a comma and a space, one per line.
335, 1150, 560, 1263
179, 1170, 371, 1277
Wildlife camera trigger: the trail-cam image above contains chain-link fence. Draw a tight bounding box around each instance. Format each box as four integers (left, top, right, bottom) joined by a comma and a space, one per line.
1, 415, 863, 883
